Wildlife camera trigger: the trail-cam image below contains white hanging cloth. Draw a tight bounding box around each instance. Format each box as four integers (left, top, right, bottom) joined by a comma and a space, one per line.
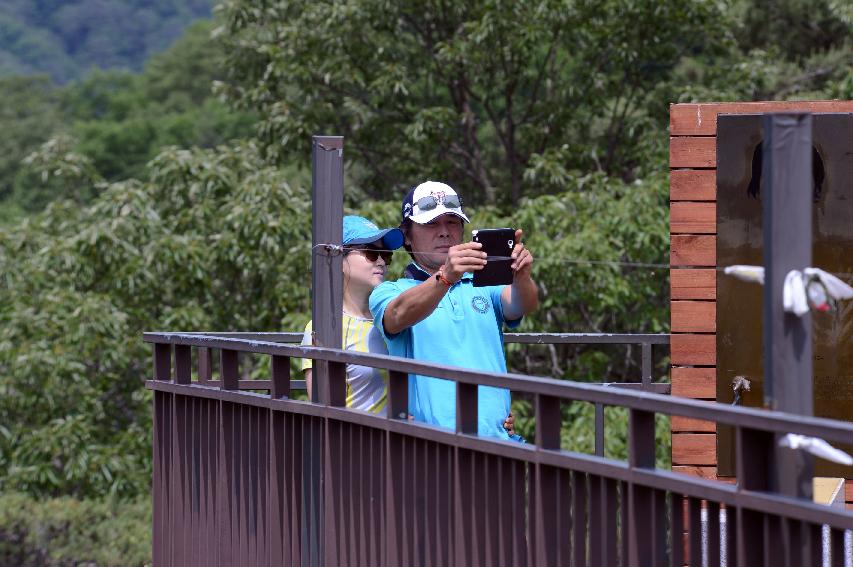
723, 265, 853, 316
723, 265, 765, 284
778, 433, 853, 466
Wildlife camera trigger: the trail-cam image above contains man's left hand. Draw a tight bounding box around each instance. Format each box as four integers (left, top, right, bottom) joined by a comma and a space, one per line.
510, 229, 534, 281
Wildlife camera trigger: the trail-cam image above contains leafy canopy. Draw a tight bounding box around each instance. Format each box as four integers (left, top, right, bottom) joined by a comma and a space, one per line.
217, 0, 722, 204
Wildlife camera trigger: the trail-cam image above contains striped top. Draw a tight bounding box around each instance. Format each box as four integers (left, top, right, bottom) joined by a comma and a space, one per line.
301, 313, 388, 415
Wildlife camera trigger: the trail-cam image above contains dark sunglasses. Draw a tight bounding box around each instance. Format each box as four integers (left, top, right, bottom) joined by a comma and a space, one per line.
415, 194, 462, 212
345, 248, 393, 264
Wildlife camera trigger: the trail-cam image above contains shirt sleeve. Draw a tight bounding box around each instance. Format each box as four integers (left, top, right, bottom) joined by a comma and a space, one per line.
488, 285, 522, 329
369, 281, 408, 341
300, 320, 313, 371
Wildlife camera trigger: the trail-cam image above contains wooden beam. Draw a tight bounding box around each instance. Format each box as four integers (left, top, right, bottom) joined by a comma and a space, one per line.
672, 301, 716, 333
671, 334, 716, 366
673, 466, 717, 480
672, 433, 717, 466
671, 269, 715, 300
672, 415, 716, 433
671, 202, 716, 234
670, 101, 853, 136
670, 169, 716, 201
671, 367, 716, 399
671, 235, 715, 267
670, 137, 716, 168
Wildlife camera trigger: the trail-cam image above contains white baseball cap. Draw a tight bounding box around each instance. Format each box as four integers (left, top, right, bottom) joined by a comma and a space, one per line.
401, 181, 470, 225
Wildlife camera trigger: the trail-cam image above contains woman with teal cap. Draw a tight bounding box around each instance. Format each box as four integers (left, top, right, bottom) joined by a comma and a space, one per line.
300, 215, 404, 414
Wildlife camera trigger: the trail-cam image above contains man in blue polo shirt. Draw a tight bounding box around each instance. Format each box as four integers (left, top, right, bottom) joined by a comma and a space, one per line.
369, 181, 538, 439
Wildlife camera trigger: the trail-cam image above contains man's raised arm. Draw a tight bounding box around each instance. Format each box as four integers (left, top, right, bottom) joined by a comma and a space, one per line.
381, 242, 487, 335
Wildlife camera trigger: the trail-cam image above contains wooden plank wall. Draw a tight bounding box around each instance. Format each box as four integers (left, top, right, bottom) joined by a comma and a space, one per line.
668, 100, 853, 509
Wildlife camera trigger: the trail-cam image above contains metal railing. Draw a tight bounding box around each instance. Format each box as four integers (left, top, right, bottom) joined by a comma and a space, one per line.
167, 331, 667, 458
145, 332, 853, 567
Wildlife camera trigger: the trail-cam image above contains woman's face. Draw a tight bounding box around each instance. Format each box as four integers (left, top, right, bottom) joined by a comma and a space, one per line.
343, 245, 390, 291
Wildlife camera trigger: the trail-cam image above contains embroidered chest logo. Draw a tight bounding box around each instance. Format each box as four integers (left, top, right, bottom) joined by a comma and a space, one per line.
471, 295, 490, 314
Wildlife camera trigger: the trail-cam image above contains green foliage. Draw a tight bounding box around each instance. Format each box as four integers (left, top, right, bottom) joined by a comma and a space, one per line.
0, 76, 63, 202
1, 0, 852, 515
12, 134, 103, 212
0, 492, 150, 566
0, 142, 314, 498
218, 0, 724, 204
0, 20, 257, 217
0, 0, 215, 83
734, 0, 850, 62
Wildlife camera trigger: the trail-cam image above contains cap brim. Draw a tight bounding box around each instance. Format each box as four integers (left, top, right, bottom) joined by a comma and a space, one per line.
345, 227, 404, 250
409, 208, 470, 225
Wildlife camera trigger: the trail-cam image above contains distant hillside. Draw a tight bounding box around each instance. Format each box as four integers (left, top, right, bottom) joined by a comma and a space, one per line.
0, 0, 214, 83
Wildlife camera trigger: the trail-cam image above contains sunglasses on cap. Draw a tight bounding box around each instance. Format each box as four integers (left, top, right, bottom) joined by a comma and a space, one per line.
415, 194, 462, 212
344, 248, 394, 264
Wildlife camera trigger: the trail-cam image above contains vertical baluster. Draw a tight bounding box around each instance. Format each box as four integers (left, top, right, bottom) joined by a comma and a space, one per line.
803, 522, 823, 567
220, 349, 238, 390
706, 501, 720, 566
670, 495, 685, 567
641, 342, 652, 389
328, 360, 346, 406
155, 342, 172, 381
651, 489, 668, 565
594, 403, 605, 457
533, 394, 562, 566
456, 382, 478, 434
572, 472, 588, 567
175, 344, 191, 385
829, 528, 844, 567
271, 355, 291, 399
627, 408, 656, 567
735, 426, 772, 566
198, 347, 212, 384
387, 370, 408, 420
688, 498, 702, 567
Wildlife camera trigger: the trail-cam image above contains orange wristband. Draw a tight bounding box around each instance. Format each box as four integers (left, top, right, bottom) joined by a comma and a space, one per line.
436, 268, 453, 287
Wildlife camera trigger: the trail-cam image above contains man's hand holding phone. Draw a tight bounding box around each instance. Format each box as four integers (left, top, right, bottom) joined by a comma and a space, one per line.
510, 228, 534, 282
442, 242, 487, 283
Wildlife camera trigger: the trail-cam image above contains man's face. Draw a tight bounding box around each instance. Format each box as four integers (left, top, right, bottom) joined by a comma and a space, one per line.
407, 214, 465, 270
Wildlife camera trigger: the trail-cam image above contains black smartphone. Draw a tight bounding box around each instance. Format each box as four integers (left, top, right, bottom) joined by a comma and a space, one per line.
471, 228, 515, 287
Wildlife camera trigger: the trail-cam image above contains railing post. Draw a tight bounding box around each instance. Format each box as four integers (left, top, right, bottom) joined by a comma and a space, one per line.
310, 134, 343, 567
762, 112, 814, 501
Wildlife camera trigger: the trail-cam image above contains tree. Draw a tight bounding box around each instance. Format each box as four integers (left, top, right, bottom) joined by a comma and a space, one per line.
217, 0, 723, 205
0, 76, 64, 202
0, 142, 314, 498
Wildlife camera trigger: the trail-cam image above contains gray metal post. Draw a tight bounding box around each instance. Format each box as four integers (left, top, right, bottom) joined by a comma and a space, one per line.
311, 135, 344, 404
762, 113, 813, 500
307, 135, 344, 567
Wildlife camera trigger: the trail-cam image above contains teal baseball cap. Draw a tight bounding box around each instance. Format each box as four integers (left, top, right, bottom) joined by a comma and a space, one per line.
343, 215, 404, 250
